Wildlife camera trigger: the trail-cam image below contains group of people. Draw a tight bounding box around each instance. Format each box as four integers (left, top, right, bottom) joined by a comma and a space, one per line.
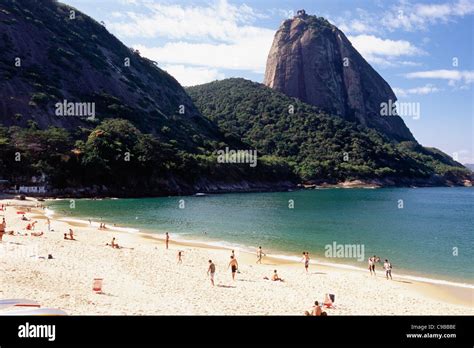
64, 228, 75, 240
368, 255, 393, 280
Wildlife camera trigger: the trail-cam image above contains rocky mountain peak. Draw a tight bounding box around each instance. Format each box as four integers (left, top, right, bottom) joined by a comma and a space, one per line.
264, 12, 415, 142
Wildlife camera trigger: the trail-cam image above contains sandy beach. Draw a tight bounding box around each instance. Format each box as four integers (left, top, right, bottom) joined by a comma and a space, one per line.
0, 197, 473, 315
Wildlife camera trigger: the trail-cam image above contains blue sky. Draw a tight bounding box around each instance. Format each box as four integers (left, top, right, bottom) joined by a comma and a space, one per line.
64, 0, 473, 163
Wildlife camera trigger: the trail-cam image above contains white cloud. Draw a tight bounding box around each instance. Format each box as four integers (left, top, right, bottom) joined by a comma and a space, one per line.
405, 69, 474, 85
348, 34, 424, 67
383, 0, 474, 32
108, 0, 274, 77
134, 34, 272, 73
161, 64, 225, 87
108, 0, 267, 42
333, 0, 474, 36
393, 84, 441, 97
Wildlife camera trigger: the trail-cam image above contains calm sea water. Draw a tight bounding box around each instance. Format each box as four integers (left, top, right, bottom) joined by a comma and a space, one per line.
47, 188, 474, 285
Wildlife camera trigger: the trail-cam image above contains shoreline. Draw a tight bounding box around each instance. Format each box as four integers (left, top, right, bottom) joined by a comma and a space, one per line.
1, 197, 473, 314
51, 206, 474, 291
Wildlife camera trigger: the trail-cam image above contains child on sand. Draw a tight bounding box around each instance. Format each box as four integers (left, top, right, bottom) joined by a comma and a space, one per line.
271, 270, 284, 282
177, 251, 183, 264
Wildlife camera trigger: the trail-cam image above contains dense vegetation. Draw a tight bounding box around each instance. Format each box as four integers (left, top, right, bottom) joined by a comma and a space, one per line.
0, 119, 296, 196
187, 79, 470, 183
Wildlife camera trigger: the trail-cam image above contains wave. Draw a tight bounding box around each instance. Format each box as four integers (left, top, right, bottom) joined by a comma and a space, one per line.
57, 217, 140, 233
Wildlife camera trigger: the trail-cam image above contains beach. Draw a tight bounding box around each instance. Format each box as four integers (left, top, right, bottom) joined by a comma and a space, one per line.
0, 197, 473, 315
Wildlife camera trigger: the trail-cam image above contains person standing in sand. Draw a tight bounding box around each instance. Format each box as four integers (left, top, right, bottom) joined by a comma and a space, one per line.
302, 252, 310, 272
256, 246, 265, 264
207, 260, 216, 286
0, 217, 5, 242
384, 259, 392, 280
228, 255, 239, 281
368, 255, 376, 276
47, 218, 50, 232
177, 251, 183, 264
165, 232, 170, 249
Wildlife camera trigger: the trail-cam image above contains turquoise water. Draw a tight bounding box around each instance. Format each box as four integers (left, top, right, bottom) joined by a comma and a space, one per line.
47, 187, 474, 285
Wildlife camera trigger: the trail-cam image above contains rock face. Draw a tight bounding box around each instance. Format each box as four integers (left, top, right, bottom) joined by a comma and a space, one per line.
0, 0, 223, 150
264, 12, 415, 142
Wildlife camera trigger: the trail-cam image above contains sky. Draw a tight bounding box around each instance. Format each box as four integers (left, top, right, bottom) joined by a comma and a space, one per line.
63, 0, 473, 163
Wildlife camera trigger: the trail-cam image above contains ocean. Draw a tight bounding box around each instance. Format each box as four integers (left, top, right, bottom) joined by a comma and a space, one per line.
46, 187, 474, 287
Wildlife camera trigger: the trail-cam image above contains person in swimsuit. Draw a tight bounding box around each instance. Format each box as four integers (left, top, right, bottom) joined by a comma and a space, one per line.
177, 251, 183, 264
256, 246, 265, 264
228, 255, 239, 281
383, 259, 392, 280
165, 232, 170, 250
271, 270, 284, 282
0, 218, 5, 242
302, 252, 310, 272
368, 256, 373, 275
368, 256, 376, 275
207, 260, 216, 286
312, 301, 322, 316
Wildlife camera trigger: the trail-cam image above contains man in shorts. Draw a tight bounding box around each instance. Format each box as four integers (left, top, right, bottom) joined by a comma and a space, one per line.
228, 255, 239, 281
207, 260, 216, 286
383, 259, 392, 280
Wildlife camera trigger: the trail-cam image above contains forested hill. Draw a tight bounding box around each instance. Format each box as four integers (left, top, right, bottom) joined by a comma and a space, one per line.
187, 78, 472, 186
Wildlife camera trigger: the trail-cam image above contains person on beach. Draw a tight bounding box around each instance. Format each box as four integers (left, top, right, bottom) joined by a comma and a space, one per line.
0, 218, 5, 242
165, 232, 170, 250
177, 251, 183, 264
47, 218, 50, 232
271, 270, 284, 282
207, 260, 216, 286
68, 228, 75, 240
323, 293, 334, 308
302, 252, 310, 272
231, 250, 235, 258
368, 255, 376, 276
228, 255, 239, 281
312, 301, 322, 316
384, 259, 392, 280
106, 237, 120, 249
31, 231, 43, 237
256, 246, 265, 264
